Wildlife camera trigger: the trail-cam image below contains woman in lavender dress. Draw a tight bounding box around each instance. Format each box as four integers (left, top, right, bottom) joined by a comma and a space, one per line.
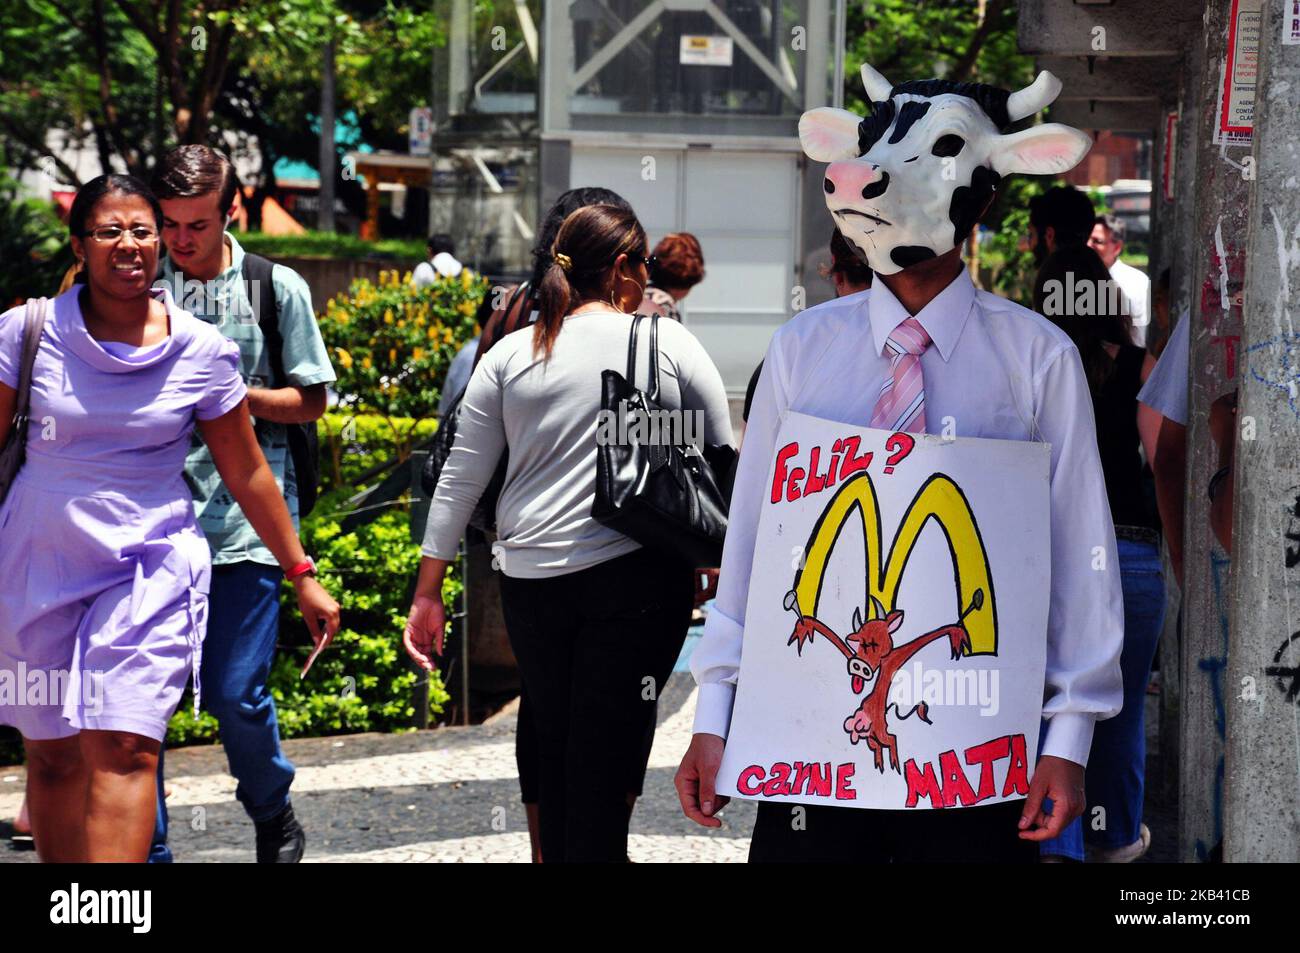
0, 175, 340, 862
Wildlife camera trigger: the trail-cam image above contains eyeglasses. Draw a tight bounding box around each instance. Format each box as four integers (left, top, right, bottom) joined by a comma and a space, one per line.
85, 225, 160, 245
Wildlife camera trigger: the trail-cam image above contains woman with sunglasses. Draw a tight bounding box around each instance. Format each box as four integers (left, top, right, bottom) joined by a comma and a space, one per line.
0, 174, 340, 862
405, 204, 734, 862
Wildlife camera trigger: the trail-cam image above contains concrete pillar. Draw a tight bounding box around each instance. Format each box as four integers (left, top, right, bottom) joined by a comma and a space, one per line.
1179, 0, 1252, 863
540, 0, 572, 132
1224, 0, 1300, 863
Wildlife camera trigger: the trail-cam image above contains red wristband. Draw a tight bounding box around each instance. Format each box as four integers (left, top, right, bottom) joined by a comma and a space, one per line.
286, 557, 316, 581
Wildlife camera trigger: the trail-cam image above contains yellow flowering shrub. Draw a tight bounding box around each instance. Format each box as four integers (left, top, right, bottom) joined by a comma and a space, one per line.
320, 268, 486, 431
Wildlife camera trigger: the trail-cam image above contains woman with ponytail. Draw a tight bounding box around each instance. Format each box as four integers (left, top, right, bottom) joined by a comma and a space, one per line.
406, 203, 734, 862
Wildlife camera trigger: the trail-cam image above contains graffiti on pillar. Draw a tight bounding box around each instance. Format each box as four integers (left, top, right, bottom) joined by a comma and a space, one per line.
1265, 632, 1300, 706
1195, 548, 1232, 861
1245, 332, 1300, 420
1285, 488, 1300, 570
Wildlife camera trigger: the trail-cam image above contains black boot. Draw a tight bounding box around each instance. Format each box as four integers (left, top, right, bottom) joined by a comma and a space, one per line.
255, 802, 306, 863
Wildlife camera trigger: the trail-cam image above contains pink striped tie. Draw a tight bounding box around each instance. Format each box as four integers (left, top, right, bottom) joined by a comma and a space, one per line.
870, 317, 932, 434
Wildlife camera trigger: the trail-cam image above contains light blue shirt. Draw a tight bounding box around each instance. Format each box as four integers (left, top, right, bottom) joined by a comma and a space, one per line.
157, 233, 336, 566
1136, 308, 1190, 426
437, 336, 480, 416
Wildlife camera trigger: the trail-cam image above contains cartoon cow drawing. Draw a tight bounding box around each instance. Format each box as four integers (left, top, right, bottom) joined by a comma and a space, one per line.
785, 589, 983, 774
798, 64, 1091, 275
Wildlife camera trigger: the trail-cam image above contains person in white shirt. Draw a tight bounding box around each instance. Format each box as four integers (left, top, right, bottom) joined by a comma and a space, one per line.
412, 234, 462, 287
675, 64, 1124, 862
1089, 214, 1150, 350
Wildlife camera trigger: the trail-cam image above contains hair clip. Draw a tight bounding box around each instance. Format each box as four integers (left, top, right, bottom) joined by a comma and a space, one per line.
553, 252, 573, 272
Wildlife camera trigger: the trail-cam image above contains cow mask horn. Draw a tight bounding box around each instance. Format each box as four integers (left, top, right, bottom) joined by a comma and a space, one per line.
800, 65, 1091, 276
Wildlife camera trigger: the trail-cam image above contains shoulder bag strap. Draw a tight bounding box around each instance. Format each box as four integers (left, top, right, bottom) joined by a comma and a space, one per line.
646, 313, 661, 403
626, 313, 644, 387
14, 298, 49, 422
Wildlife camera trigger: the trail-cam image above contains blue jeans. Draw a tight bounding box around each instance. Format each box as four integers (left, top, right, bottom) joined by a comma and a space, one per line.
1041, 537, 1166, 859
148, 748, 172, 863
155, 562, 295, 848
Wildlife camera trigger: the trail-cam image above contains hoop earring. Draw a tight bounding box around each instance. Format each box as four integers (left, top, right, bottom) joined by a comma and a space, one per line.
611, 274, 644, 313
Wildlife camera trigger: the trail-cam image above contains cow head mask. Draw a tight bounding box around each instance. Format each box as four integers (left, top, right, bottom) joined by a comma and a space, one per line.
799, 65, 1091, 276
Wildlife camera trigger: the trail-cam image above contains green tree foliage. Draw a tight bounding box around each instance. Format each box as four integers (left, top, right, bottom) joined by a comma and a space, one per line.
0, 1, 444, 194
844, 2, 1053, 303
845, 0, 1030, 113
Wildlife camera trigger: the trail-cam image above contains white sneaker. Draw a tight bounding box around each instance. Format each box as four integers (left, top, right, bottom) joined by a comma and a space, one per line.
1087, 823, 1151, 863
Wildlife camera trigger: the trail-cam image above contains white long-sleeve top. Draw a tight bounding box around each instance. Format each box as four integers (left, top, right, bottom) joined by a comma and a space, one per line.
692, 268, 1124, 767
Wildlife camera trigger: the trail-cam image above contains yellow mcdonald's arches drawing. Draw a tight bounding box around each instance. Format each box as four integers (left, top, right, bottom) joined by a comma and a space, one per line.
792, 470, 997, 656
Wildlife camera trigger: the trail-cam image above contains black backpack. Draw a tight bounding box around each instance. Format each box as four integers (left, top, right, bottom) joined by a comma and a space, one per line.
243, 253, 322, 517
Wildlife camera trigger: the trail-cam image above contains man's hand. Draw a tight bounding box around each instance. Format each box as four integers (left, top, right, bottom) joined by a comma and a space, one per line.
675, 733, 729, 828
296, 576, 341, 678
1018, 754, 1086, 841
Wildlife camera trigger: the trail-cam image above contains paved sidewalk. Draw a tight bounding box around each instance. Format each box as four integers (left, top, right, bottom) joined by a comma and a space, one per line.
0, 673, 755, 863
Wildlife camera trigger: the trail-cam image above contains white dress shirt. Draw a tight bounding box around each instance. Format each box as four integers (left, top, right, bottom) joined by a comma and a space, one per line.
1110, 259, 1150, 349
692, 268, 1124, 767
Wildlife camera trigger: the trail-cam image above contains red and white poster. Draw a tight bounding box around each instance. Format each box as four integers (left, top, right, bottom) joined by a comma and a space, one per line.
1217, 0, 1261, 146
716, 414, 1051, 811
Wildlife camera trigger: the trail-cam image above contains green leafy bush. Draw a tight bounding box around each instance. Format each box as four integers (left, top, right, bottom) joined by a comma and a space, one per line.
320, 412, 438, 493
165, 412, 456, 747
319, 268, 485, 437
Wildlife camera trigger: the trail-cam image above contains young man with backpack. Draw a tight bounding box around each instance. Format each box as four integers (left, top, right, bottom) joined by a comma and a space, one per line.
151, 145, 336, 862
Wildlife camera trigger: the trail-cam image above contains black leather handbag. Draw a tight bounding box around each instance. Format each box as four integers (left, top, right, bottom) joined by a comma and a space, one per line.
592, 313, 735, 567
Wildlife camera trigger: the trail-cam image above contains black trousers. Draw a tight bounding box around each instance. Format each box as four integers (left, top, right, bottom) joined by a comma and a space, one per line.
749, 799, 1038, 863
499, 548, 694, 862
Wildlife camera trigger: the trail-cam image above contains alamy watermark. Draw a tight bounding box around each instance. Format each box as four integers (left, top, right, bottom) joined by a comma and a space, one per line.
154, 270, 264, 325
0, 663, 103, 715
885, 661, 1001, 717
595, 404, 706, 450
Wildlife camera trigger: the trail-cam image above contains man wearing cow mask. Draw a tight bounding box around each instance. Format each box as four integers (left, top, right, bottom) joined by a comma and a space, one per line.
677, 65, 1123, 863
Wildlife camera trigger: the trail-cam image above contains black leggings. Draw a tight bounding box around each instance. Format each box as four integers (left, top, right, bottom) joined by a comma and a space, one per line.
499, 548, 694, 862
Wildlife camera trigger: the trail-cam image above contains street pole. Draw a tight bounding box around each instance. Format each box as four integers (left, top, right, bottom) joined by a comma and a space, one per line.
1224, 0, 1300, 863
318, 36, 337, 234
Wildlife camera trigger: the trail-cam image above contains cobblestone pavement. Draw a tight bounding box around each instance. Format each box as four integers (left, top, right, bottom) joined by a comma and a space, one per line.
0, 671, 1175, 864
0, 673, 756, 863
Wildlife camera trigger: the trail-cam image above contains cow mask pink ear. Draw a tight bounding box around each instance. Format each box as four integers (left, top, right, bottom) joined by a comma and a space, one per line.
799, 107, 862, 163
887, 611, 904, 633
989, 123, 1092, 177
